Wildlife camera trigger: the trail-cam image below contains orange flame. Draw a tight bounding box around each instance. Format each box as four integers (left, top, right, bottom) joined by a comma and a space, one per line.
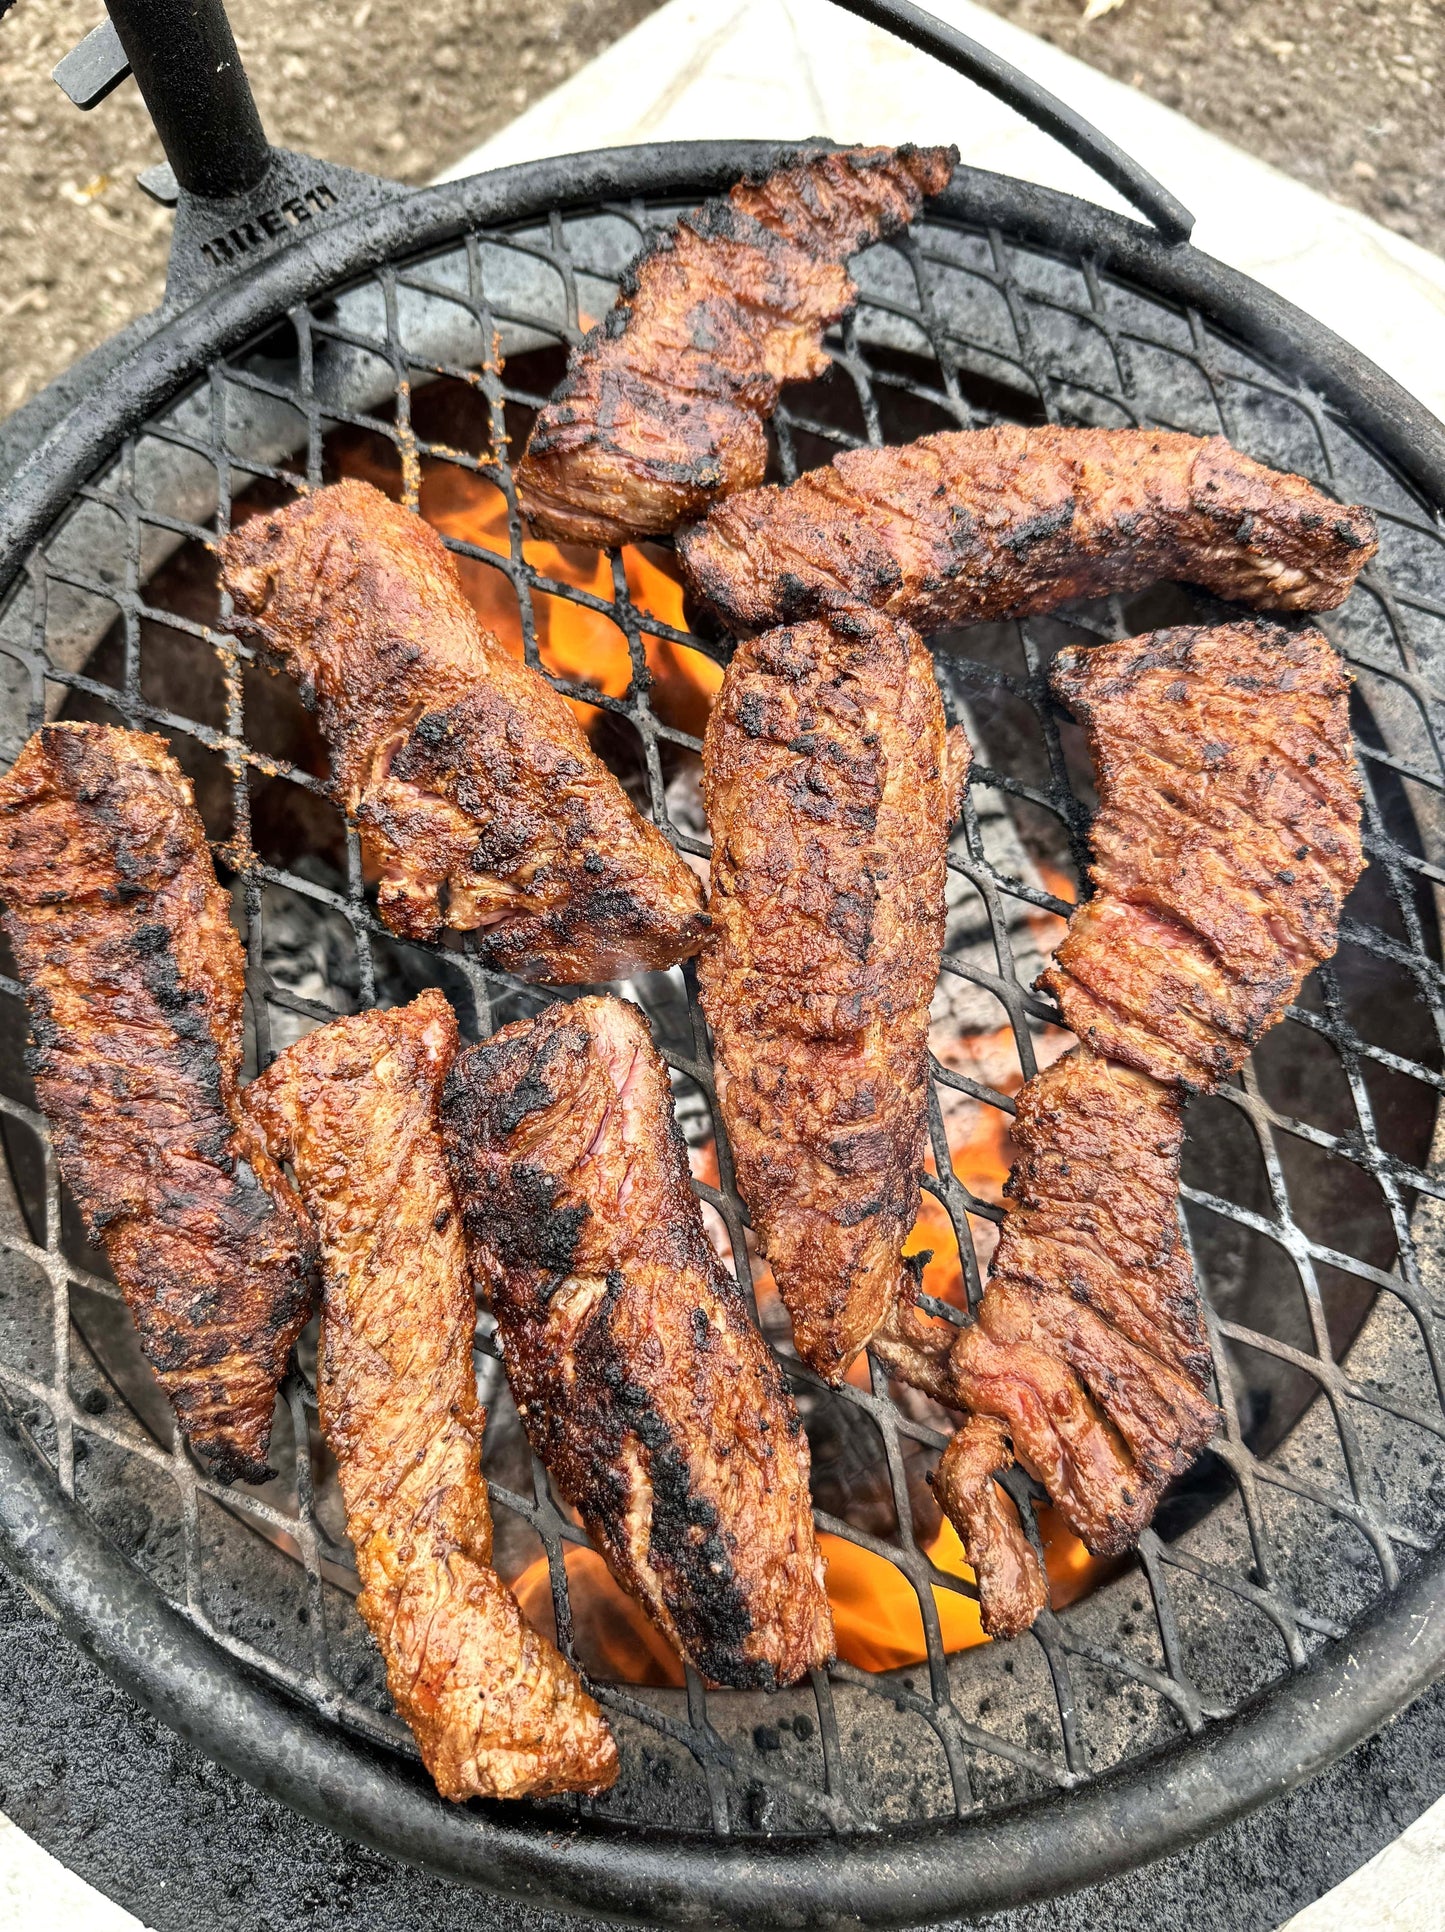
420, 463, 721, 738
510, 1503, 1108, 1686
312, 424, 721, 738
1028, 859, 1077, 953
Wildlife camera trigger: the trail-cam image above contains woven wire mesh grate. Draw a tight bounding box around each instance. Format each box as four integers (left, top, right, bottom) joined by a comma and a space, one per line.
1, 190, 1445, 1837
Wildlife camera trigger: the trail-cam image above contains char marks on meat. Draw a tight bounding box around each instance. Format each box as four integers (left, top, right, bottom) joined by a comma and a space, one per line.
0, 725, 315, 1483
243, 993, 617, 1801
700, 611, 969, 1382
221, 481, 707, 981
679, 426, 1377, 633
515, 144, 957, 546
441, 994, 833, 1688
1042, 622, 1366, 1090
949, 1051, 1215, 1552
885, 620, 1364, 1635
930, 1416, 1047, 1641
877, 1047, 1217, 1630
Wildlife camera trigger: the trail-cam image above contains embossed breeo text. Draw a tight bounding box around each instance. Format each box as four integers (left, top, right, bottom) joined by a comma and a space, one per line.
200, 183, 338, 269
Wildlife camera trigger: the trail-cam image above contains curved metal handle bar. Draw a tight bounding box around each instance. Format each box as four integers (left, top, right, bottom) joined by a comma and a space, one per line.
826, 0, 1195, 243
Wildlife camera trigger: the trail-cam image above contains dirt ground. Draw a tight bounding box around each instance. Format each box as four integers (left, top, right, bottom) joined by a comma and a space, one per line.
973, 0, 1444, 253
0, 0, 1441, 414
0, 0, 658, 412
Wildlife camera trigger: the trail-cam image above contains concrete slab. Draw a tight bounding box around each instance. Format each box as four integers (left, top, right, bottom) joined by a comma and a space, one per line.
0, 1812, 146, 1931
440, 0, 1445, 428
1281, 1789, 1445, 1932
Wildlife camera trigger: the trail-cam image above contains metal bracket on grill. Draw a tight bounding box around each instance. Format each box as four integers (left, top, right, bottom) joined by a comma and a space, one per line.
51, 18, 131, 110
162, 149, 406, 307
66, 0, 406, 306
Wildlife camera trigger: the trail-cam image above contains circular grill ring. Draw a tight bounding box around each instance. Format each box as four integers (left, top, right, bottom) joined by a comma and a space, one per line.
2, 148, 1445, 1927
2, 1415, 1443, 1926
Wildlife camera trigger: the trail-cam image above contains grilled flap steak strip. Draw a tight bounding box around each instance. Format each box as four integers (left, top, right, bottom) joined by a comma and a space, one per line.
1041, 623, 1367, 1088
878, 1047, 1216, 1634
0, 725, 315, 1483
515, 144, 957, 547
243, 993, 616, 1802
442, 995, 834, 1688
679, 426, 1377, 634
884, 621, 1364, 1633
221, 481, 707, 981
931, 1415, 1048, 1641
700, 611, 969, 1382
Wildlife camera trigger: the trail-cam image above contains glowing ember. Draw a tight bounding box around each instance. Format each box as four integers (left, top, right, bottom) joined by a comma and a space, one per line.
909, 1022, 1072, 1302
515, 1545, 689, 1689
421, 462, 721, 739
509, 1507, 1110, 1686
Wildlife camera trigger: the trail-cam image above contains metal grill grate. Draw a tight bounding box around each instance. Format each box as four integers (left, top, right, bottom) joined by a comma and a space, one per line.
2, 185, 1445, 1843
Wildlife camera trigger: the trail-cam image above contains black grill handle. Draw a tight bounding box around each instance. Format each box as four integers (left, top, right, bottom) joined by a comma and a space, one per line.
827, 0, 1194, 244
101, 0, 270, 201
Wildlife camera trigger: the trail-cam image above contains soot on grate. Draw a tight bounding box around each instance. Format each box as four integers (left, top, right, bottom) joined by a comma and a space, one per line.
1, 200, 1444, 1836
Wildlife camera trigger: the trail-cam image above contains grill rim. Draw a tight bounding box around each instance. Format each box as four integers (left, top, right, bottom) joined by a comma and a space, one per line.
3, 1398, 1444, 1928
2, 144, 1445, 1927
3, 142, 1445, 586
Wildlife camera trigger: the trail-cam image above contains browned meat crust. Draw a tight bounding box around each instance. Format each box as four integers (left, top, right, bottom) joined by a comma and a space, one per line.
931, 1416, 1047, 1640
881, 624, 1362, 1632
952, 1052, 1215, 1552
699, 611, 969, 1382
243, 993, 617, 1801
515, 145, 957, 546
221, 481, 707, 980
1041, 623, 1366, 1090
0, 725, 315, 1484
441, 994, 834, 1688
678, 426, 1377, 634
877, 1049, 1216, 1585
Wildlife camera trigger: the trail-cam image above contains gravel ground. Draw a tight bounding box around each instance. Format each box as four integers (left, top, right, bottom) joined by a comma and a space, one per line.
974, 0, 1444, 255
0, 0, 1441, 414
0, 0, 659, 412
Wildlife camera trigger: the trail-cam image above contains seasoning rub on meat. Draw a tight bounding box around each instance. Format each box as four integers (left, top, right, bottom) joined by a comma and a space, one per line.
515, 143, 957, 546
442, 994, 834, 1688
221, 481, 707, 981
679, 426, 1377, 635
243, 992, 617, 1801
881, 620, 1365, 1636
0, 725, 315, 1484
700, 610, 969, 1382
1041, 622, 1367, 1089
879, 1048, 1216, 1635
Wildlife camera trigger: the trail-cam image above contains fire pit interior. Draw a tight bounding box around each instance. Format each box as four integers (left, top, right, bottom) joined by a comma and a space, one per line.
1, 157, 1444, 1896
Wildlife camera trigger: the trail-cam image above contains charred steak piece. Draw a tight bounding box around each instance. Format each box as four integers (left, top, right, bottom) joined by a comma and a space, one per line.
515, 143, 957, 546
876, 1047, 1217, 1631
931, 1416, 1047, 1642
946, 1050, 1215, 1551
441, 994, 834, 1688
884, 622, 1363, 1635
0, 725, 315, 1483
700, 610, 969, 1382
221, 481, 707, 980
243, 993, 617, 1802
679, 426, 1377, 634
1041, 622, 1366, 1089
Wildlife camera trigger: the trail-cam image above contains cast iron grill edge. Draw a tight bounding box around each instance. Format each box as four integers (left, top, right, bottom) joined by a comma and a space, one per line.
0, 154, 1442, 1926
